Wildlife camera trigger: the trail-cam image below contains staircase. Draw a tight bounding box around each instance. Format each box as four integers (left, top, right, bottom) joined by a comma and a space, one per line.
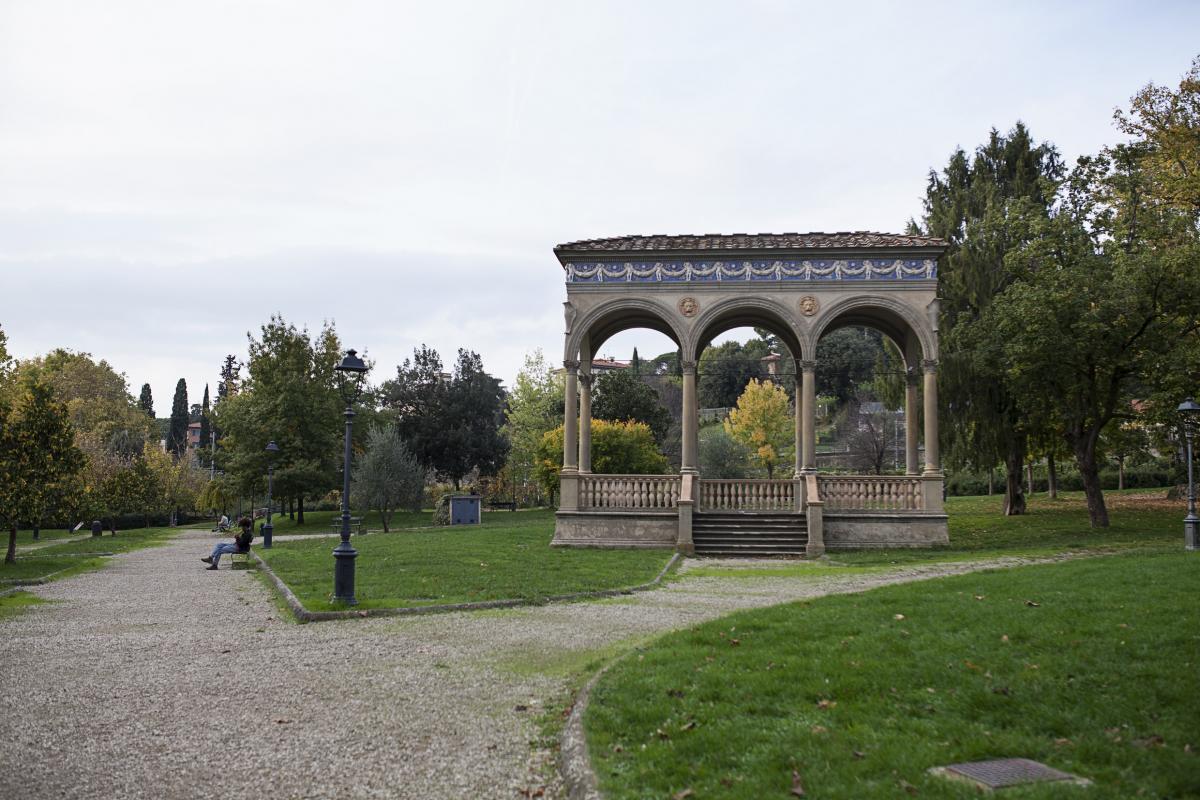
691, 512, 808, 557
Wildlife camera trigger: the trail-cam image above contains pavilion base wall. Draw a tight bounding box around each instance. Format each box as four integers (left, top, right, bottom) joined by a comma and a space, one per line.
822, 512, 949, 549
552, 511, 678, 549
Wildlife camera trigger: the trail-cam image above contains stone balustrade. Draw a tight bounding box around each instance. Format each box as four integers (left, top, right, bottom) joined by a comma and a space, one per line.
698, 479, 796, 511
578, 474, 680, 510
817, 475, 925, 511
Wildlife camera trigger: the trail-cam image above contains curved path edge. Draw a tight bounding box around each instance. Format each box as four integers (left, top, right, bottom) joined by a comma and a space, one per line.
556, 551, 1105, 800
255, 550, 683, 623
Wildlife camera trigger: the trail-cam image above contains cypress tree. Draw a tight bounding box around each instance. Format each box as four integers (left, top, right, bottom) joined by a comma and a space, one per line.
199, 384, 211, 457
167, 379, 189, 457
138, 383, 154, 417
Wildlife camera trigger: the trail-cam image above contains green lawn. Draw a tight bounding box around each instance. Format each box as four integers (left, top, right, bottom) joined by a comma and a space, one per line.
830, 488, 1181, 566
586, 551, 1199, 799
257, 509, 674, 611
1, 526, 178, 584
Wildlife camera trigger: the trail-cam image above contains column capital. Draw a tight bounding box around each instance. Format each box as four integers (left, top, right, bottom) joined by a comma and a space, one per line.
799, 359, 817, 372
681, 360, 697, 375
563, 360, 580, 374
578, 373, 593, 389
922, 359, 938, 374
906, 366, 921, 385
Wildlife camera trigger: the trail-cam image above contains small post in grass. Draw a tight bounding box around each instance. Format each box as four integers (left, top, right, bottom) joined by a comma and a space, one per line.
1178, 397, 1199, 551
333, 348, 368, 604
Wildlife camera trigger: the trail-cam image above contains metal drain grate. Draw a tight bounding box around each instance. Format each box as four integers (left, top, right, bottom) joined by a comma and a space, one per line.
929, 758, 1090, 790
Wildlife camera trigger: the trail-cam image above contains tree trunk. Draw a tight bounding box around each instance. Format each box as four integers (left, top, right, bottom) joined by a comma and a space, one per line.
1026, 463, 1035, 495
1118, 457, 1125, 490
288, 497, 295, 520
1047, 453, 1058, 499
1071, 436, 1110, 528
1003, 448, 1026, 515
6, 526, 16, 564
988, 468, 994, 496
381, 513, 390, 533
110, 518, 118, 535
32, 526, 39, 541
297, 496, 305, 525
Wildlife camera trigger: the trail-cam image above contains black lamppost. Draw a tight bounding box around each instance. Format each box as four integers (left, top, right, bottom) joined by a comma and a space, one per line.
262, 440, 280, 548
1178, 398, 1199, 551
333, 349, 368, 604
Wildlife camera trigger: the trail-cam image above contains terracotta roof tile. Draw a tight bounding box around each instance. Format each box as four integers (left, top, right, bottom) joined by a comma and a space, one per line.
554, 231, 947, 253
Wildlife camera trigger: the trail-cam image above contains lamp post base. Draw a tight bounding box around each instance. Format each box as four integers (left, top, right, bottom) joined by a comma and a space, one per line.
333, 541, 358, 605
1185, 515, 1199, 551
261, 523, 273, 549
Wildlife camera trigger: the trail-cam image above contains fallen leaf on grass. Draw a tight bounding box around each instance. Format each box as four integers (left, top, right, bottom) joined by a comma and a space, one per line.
1025, 600, 1040, 607
791, 769, 806, 796
817, 699, 837, 709
1054, 737, 1072, 747
672, 789, 694, 800
964, 660, 982, 671
899, 778, 919, 794
810, 725, 828, 734
852, 750, 866, 759
681, 720, 697, 731
1133, 734, 1165, 748
1001, 634, 1009, 643
656, 728, 671, 740
973, 595, 985, 600
894, 614, 906, 620
730, 638, 741, 647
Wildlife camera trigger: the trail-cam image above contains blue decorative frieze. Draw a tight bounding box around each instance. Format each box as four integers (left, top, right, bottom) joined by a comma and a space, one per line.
565, 258, 937, 283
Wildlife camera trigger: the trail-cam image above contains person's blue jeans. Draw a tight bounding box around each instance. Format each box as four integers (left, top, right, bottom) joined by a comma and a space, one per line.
209, 542, 238, 566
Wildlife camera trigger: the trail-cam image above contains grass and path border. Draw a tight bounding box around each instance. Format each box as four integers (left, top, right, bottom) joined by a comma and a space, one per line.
253, 549, 683, 623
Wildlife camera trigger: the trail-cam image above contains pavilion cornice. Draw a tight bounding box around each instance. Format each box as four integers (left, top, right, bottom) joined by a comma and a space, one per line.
555, 232, 948, 284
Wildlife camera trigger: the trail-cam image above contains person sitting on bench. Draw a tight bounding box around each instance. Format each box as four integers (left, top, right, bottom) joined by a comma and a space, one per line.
202, 517, 253, 570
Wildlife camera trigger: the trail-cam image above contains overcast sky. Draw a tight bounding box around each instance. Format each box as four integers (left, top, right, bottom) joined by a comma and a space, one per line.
2, 1, 1197, 412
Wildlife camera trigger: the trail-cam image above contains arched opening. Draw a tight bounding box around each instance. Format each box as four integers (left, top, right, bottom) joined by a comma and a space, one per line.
813, 301, 934, 477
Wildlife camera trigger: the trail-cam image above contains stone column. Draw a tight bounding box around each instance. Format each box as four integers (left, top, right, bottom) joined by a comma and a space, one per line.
800, 360, 817, 472
681, 360, 698, 474
905, 367, 920, 475
562, 361, 579, 473
923, 360, 940, 475
793, 358, 803, 478
578, 372, 592, 473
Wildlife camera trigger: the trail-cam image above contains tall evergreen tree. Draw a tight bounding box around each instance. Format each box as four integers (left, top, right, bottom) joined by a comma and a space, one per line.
167, 379, 189, 457
198, 384, 211, 459
630, 348, 642, 375
218, 355, 240, 400
912, 122, 1063, 515
138, 383, 154, 417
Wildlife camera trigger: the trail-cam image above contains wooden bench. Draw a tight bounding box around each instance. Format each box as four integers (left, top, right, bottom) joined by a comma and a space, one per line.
329, 517, 366, 536
228, 548, 253, 570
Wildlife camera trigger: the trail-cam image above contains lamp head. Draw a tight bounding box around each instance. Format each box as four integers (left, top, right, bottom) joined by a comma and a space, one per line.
335, 348, 368, 406
265, 441, 280, 455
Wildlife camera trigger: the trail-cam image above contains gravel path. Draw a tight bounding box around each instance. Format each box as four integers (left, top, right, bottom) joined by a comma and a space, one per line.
0, 531, 1071, 800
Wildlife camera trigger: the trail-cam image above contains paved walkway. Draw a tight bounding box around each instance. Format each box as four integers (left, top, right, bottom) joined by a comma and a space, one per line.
0, 531, 1067, 799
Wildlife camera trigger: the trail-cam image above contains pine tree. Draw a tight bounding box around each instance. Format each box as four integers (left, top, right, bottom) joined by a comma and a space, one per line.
167, 379, 189, 457
138, 383, 154, 417
912, 122, 1063, 515
630, 348, 641, 375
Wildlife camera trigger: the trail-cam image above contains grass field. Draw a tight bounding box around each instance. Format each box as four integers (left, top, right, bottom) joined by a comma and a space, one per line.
257, 509, 674, 611
1, 526, 178, 584
585, 551, 1199, 799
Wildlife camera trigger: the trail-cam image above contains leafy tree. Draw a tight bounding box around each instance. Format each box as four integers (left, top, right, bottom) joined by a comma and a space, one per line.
815, 328, 885, 405
167, 378, 189, 457
443, 349, 508, 486
698, 339, 770, 409
0, 380, 84, 561
534, 419, 669, 501
647, 349, 682, 377
912, 122, 1063, 515
845, 399, 895, 475
501, 350, 563, 506
989, 150, 1200, 526
100, 457, 159, 531
352, 426, 425, 531
724, 379, 793, 478
382, 346, 507, 488
698, 425, 750, 478
1114, 54, 1200, 215
592, 368, 672, 444
214, 316, 343, 524
143, 442, 204, 524
138, 383, 154, 417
